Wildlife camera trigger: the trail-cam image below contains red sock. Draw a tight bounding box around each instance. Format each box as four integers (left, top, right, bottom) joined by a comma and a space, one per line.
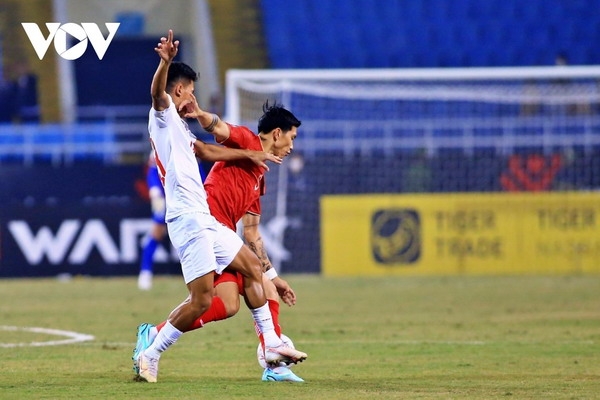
188, 296, 227, 331
155, 296, 228, 333
268, 299, 282, 337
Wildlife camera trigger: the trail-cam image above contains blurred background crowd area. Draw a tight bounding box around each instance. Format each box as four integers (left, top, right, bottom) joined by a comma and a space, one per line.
2, 0, 600, 276
1, 0, 598, 127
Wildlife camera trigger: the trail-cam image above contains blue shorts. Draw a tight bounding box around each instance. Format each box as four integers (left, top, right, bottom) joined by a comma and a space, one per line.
152, 211, 166, 224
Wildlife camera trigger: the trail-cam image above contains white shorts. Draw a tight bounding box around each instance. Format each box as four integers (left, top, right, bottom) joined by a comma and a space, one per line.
167, 211, 243, 284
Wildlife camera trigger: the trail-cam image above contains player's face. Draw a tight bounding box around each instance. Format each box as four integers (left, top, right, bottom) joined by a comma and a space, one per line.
181, 82, 195, 104
273, 126, 297, 158
175, 81, 195, 116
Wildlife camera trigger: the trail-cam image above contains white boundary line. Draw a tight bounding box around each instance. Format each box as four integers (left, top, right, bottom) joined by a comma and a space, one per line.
0, 325, 95, 348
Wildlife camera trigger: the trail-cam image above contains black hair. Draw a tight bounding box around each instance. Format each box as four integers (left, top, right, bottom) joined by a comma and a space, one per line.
257, 100, 301, 134
166, 61, 198, 92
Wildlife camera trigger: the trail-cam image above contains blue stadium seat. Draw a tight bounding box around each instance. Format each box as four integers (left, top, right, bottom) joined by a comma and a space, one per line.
115, 11, 145, 36
402, 1, 424, 20
488, 1, 510, 18
0, 125, 25, 161
260, 0, 598, 68
467, 0, 493, 18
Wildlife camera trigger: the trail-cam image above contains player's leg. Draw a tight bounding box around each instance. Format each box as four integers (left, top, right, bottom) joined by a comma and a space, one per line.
212, 274, 241, 318
250, 274, 305, 381
259, 334, 305, 383
136, 213, 217, 382
253, 274, 282, 346
137, 274, 213, 383
136, 274, 241, 372
223, 242, 307, 365
263, 274, 281, 334
167, 276, 214, 329
181, 280, 239, 329
138, 220, 166, 290
215, 270, 304, 380
152, 274, 240, 334
226, 244, 266, 307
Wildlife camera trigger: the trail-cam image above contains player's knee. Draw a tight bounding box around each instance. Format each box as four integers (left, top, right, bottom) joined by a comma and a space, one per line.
243, 259, 263, 282
234, 248, 263, 282
215, 281, 241, 317
222, 296, 241, 317
188, 291, 212, 317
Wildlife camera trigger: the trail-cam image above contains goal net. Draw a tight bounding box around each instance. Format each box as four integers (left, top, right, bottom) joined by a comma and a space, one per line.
225, 66, 600, 273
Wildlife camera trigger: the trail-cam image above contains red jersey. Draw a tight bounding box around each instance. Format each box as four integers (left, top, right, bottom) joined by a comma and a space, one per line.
204, 123, 266, 230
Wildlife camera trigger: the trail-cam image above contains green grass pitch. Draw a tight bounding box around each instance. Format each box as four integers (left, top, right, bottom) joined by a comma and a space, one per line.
0, 274, 599, 399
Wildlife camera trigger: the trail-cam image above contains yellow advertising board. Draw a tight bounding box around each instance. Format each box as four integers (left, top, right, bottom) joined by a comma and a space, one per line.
321, 192, 600, 276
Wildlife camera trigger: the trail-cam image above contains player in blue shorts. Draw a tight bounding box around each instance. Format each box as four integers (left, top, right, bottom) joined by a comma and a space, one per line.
138, 153, 167, 290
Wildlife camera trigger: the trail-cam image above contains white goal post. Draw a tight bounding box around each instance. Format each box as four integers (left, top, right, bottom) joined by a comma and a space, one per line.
224, 66, 600, 273
226, 66, 600, 157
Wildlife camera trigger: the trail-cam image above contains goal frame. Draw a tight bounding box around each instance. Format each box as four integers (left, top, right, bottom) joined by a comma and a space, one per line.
224, 65, 600, 273
225, 65, 600, 124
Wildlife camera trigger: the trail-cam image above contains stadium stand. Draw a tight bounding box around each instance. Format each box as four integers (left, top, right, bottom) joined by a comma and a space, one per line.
260, 0, 600, 69
2, 0, 600, 276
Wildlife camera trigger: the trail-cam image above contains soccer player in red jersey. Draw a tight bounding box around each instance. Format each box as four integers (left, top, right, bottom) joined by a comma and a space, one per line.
137, 99, 306, 382
132, 30, 306, 383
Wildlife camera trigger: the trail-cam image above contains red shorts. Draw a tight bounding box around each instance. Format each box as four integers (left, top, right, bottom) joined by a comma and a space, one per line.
214, 270, 244, 295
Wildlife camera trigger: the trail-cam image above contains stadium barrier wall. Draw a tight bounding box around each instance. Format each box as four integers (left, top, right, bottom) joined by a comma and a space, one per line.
0, 163, 180, 278
4, 162, 600, 278
321, 191, 600, 276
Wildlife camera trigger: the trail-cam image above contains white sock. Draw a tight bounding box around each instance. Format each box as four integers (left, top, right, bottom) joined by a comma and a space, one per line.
251, 302, 281, 348
144, 321, 182, 359
149, 326, 158, 342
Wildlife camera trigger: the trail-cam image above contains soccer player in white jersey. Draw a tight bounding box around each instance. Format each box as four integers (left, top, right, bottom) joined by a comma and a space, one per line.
135, 29, 307, 383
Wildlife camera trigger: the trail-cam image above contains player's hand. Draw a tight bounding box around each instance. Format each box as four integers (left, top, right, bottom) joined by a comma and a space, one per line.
272, 276, 297, 306
155, 29, 179, 62
179, 93, 202, 118
248, 151, 282, 171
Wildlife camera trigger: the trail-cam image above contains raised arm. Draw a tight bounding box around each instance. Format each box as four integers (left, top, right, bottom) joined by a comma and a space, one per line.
192, 140, 281, 170
151, 30, 179, 111
242, 212, 296, 306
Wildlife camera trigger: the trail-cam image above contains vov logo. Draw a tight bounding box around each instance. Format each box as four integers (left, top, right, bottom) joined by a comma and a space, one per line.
22, 22, 120, 60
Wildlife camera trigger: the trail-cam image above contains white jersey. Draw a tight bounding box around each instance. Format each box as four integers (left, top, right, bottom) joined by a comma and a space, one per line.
148, 94, 210, 221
